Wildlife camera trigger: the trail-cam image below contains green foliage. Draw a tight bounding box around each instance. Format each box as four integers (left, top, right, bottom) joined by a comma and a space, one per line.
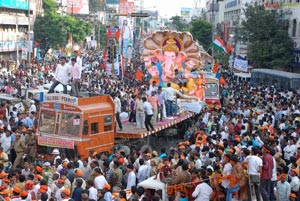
189, 19, 212, 51
215, 51, 229, 66
165, 16, 190, 32
240, 5, 294, 69
94, 24, 106, 48
34, 0, 92, 52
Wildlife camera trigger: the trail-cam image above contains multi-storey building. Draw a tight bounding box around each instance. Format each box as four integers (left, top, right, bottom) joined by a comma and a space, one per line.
0, 0, 43, 65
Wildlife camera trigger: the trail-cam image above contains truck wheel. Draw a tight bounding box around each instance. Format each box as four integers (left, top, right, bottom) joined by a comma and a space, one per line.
118, 145, 131, 156
139, 144, 152, 154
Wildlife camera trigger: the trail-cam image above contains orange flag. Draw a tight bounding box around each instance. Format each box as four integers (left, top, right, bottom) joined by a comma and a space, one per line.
136, 69, 144, 82
213, 63, 219, 73
227, 43, 232, 54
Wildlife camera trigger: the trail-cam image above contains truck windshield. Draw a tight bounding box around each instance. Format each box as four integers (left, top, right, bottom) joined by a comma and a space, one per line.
39, 110, 55, 133
60, 113, 81, 137
39, 109, 81, 137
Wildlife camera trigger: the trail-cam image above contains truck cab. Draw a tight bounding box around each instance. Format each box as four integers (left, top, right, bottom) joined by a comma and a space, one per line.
37, 94, 115, 160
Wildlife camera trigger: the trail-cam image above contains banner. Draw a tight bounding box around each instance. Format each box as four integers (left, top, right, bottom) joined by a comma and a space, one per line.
0, 0, 29, 10
38, 136, 74, 149
106, 0, 119, 4
66, 0, 89, 15
106, 61, 120, 76
181, 8, 191, 17
120, 0, 134, 15
233, 57, 248, 72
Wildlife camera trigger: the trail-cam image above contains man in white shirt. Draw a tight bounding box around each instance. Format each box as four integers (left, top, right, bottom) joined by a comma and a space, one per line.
164, 83, 179, 117
113, 93, 122, 131
290, 168, 300, 197
29, 100, 36, 114
137, 158, 149, 183
242, 147, 262, 201
86, 180, 97, 200
142, 97, 154, 131
221, 155, 232, 190
70, 58, 82, 97
1, 130, 11, 156
48, 56, 71, 94
126, 164, 136, 189
192, 175, 213, 201
94, 168, 108, 190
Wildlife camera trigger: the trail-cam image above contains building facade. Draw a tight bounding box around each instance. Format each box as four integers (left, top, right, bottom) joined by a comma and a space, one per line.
0, 0, 43, 66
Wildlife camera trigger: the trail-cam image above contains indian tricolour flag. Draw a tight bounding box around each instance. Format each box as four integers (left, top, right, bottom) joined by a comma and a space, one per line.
212, 36, 227, 53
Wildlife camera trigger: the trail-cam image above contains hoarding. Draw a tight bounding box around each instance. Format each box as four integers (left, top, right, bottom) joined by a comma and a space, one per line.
66, 0, 89, 15
0, 0, 29, 10
120, 0, 134, 15
180, 7, 191, 17
106, 0, 119, 4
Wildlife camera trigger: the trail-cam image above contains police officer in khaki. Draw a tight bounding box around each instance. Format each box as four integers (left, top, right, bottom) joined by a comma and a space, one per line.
25, 128, 36, 162
12, 133, 26, 169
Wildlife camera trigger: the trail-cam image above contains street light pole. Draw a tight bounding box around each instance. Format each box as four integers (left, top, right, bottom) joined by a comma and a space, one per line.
28, 0, 31, 67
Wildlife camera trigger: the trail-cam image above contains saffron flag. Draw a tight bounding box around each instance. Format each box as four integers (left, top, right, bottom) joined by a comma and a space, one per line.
227, 43, 232, 54
212, 63, 219, 73
212, 36, 227, 53
136, 69, 144, 82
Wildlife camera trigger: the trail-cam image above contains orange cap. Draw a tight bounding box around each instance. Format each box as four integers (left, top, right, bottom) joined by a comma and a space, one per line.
21, 191, 28, 197
103, 183, 111, 190
0, 189, 9, 195
76, 170, 83, 177
227, 149, 234, 154
145, 153, 151, 157
195, 143, 201, 147
61, 188, 71, 196
62, 161, 68, 168
39, 185, 48, 193
58, 179, 65, 184
118, 157, 124, 164
13, 187, 21, 194
2, 178, 10, 183
292, 168, 299, 176
183, 141, 190, 146
34, 174, 42, 180
179, 145, 185, 149
22, 127, 27, 132
0, 127, 4, 131
36, 166, 42, 173
0, 172, 8, 178
280, 174, 287, 180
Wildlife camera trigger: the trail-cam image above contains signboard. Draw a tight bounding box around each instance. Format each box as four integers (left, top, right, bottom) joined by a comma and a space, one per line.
120, 0, 134, 15
180, 8, 191, 17
0, 0, 29, 10
38, 136, 74, 149
106, 0, 119, 4
233, 57, 248, 72
66, 0, 89, 15
21, 48, 27, 60
0, 41, 26, 52
44, 94, 78, 106
106, 61, 120, 76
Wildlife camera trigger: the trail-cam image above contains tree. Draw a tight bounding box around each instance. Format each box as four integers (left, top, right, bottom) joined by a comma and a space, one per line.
189, 19, 212, 51
165, 16, 190, 32
34, 0, 92, 54
240, 5, 294, 69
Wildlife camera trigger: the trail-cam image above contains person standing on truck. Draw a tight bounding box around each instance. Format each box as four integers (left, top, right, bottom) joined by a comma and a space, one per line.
113, 93, 123, 131
70, 58, 82, 97
48, 56, 70, 94
142, 97, 154, 132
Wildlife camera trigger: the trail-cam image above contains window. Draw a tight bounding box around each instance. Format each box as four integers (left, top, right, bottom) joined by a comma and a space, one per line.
91, 122, 99, 134
60, 113, 81, 136
39, 110, 56, 133
292, 19, 297, 37
104, 115, 113, 131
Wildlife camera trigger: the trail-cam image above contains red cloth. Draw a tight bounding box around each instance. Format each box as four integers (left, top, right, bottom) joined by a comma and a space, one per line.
261, 153, 274, 180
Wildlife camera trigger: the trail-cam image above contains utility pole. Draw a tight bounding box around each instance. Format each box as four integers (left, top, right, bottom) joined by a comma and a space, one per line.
28, 0, 31, 67
16, 13, 19, 67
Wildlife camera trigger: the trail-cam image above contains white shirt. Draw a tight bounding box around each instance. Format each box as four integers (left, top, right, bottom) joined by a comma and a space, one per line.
192, 182, 213, 201
164, 87, 177, 101
195, 159, 202, 169
114, 97, 121, 113
54, 63, 71, 85
221, 163, 232, 188
0, 134, 11, 153
55, 186, 65, 201
29, 104, 37, 113
94, 175, 108, 189
126, 171, 136, 189
88, 186, 98, 200
137, 164, 149, 183
290, 175, 300, 192
143, 102, 153, 115
283, 144, 296, 160
244, 155, 262, 174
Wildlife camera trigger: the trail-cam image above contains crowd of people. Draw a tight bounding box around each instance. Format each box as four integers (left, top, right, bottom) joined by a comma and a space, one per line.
0, 47, 300, 201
